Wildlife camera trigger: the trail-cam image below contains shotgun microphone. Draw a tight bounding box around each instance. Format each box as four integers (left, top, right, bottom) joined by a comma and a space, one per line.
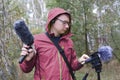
13, 20, 34, 64
82, 46, 113, 80
85, 46, 113, 64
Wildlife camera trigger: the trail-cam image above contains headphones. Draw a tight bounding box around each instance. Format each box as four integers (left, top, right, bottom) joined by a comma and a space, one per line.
51, 19, 55, 24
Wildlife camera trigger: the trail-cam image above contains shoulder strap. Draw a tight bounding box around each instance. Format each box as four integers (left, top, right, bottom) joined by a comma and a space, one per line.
45, 32, 76, 80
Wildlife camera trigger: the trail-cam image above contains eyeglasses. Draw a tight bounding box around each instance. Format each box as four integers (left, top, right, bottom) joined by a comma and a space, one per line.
57, 18, 71, 26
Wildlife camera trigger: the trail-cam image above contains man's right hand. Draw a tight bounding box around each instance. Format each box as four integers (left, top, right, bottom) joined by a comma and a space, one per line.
21, 44, 36, 61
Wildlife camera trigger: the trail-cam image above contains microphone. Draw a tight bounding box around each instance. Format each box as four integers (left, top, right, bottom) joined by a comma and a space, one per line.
13, 20, 34, 64
85, 46, 113, 64
82, 46, 113, 80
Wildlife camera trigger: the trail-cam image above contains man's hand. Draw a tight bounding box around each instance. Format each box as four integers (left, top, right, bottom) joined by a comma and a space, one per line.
21, 44, 36, 61
78, 54, 90, 64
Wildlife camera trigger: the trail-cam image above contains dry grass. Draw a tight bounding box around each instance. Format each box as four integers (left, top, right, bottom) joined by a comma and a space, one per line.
76, 59, 120, 80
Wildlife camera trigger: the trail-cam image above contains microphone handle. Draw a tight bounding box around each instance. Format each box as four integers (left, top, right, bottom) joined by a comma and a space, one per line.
19, 46, 32, 64
19, 55, 27, 64
85, 57, 92, 64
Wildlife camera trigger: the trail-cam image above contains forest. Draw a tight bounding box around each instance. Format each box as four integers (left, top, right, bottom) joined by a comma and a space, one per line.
0, 0, 120, 80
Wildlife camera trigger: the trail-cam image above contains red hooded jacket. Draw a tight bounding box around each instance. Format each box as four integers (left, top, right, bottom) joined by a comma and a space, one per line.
20, 8, 83, 80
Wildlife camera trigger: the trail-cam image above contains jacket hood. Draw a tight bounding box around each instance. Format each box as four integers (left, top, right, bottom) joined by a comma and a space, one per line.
45, 8, 71, 33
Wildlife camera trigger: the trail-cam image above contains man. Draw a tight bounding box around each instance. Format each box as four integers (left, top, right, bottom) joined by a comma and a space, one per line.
20, 7, 89, 80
